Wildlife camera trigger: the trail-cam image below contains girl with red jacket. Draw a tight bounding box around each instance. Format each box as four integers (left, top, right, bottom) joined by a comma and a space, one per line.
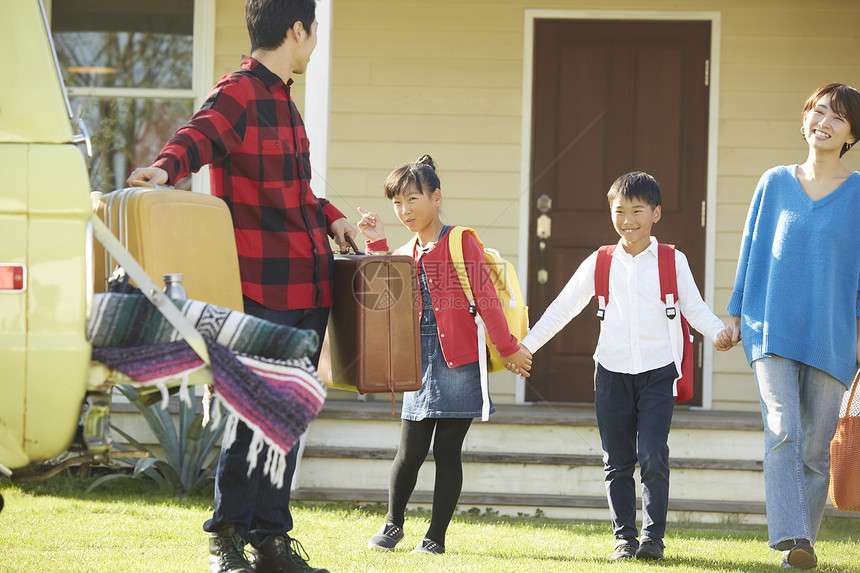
357, 155, 532, 555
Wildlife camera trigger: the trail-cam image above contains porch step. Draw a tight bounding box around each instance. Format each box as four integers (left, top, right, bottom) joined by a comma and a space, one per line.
294, 399, 779, 521
302, 445, 764, 471
292, 487, 768, 516
297, 445, 766, 503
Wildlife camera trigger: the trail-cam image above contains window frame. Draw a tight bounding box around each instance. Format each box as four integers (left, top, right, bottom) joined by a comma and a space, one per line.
49, 0, 214, 193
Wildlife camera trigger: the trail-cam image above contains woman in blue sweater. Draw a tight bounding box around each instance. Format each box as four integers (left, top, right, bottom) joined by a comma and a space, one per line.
725, 83, 860, 570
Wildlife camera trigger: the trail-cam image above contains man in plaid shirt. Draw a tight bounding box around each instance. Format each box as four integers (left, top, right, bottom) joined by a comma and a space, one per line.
128, 2, 353, 572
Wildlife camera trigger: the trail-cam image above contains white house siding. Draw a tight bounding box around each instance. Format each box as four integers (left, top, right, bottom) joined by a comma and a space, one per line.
212, 0, 860, 410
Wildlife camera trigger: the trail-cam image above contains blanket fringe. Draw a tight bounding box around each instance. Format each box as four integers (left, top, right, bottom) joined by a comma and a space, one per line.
222, 413, 239, 451
246, 429, 266, 477
178, 374, 192, 408
211, 394, 292, 489
157, 382, 170, 410
202, 389, 211, 426
262, 444, 287, 489
204, 389, 222, 428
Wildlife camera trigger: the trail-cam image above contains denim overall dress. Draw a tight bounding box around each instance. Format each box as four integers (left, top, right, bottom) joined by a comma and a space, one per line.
400, 230, 494, 421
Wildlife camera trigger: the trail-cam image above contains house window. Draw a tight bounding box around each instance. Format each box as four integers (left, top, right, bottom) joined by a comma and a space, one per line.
51, 0, 199, 192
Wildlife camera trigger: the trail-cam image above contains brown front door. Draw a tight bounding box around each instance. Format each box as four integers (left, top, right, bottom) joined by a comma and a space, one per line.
526, 19, 710, 404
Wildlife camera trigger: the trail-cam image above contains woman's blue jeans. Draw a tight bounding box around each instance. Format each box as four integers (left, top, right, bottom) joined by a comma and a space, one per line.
204, 300, 330, 546
752, 355, 845, 550
594, 362, 677, 541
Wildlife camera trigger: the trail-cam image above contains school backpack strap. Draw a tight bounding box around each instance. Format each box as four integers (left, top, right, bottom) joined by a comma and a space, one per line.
594, 245, 616, 320
657, 243, 679, 320
446, 226, 492, 420
447, 226, 477, 309
657, 243, 694, 403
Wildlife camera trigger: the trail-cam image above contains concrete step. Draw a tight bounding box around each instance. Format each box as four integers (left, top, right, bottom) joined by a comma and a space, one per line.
295, 445, 766, 502
305, 400, 766, 461
292, 486, 858, 523
293, 399, 778, 521
291, 486, 772, 523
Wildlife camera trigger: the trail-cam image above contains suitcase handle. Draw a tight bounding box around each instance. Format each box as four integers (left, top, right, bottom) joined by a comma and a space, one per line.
342, 234, 364, 255
129, 180, 173, 190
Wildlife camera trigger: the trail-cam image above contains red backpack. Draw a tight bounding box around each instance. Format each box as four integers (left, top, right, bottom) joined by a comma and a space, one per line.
594, 243, 694, 403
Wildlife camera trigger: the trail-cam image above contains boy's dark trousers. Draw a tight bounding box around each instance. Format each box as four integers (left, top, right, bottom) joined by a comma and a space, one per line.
594, 362, 677, 541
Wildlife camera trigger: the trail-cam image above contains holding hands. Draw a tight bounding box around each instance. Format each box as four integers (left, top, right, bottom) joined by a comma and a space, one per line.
504, 343, 533, 377
714, 316, 742, 352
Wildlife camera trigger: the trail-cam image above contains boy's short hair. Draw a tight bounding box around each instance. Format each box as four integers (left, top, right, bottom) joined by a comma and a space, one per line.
606, 171, 662, 208
802, 83, 860, 157
246, 0, 316, 53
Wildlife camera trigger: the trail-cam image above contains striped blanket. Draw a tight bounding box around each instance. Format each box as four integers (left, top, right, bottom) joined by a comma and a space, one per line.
87, 293, 319, 360
88, 294, 326, 488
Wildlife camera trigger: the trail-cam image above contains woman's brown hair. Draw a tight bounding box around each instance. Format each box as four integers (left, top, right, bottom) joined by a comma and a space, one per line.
802, 83, 860, 157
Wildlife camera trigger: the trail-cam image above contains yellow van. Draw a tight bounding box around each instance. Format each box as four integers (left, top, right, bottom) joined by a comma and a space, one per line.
0, 0, 94, 473
0, 0, 233, 478
0, 3, 322, 504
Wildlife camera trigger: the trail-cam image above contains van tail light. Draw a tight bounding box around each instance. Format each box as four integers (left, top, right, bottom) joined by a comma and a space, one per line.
0, 264, 26, 292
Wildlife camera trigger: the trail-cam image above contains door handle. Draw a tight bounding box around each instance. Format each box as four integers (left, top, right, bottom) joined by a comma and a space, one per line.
536, 214, 551, 284
537, 240, 548, 284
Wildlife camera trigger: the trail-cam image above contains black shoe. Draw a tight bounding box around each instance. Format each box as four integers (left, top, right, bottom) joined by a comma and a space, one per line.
253, 535, 329, 573
411, 538, 445, 554
611, 537, 639, 560
635, 536, 665, 560
368, 522, 404, 551
784, 539, 817, 570
208, 525, 253, 573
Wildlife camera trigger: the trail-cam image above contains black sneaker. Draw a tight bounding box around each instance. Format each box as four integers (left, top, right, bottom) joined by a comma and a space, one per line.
253, 535, 329, 573
611, 537, 639, 560
411, 538, 445, 555
783, 539, 817, 570
368, 522, 404, 551
208, 525, 253, 573
636, 536, 665, 560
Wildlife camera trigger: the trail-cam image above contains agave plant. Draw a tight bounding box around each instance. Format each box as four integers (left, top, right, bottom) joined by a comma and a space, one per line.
88, 384, 227, 498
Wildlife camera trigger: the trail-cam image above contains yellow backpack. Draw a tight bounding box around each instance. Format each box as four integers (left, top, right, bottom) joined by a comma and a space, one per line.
447, 227, 529, 373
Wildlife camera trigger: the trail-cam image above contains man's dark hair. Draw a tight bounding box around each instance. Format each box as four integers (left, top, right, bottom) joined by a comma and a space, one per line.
246, 0, 316, 53
606, 171, 662, 208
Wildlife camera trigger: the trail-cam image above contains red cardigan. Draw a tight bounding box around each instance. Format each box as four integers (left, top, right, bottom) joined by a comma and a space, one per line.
366, 230, 519, 368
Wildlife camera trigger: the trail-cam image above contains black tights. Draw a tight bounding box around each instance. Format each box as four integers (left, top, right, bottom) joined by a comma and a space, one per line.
386, 418, 472, 546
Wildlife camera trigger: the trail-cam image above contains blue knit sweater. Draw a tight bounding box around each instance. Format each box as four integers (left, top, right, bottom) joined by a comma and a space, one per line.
727, 165, 860, 387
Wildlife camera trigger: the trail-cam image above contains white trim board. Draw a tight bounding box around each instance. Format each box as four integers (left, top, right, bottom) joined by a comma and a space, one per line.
191, 0, 215, 195
305, 0, 333, 199
515, 9, 721, 410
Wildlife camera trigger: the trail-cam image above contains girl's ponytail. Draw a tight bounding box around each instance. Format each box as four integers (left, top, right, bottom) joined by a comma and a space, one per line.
415, 154, 436, 171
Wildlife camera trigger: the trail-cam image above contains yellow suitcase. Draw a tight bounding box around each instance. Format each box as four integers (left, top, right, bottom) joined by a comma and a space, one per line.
92, 188, 243, 312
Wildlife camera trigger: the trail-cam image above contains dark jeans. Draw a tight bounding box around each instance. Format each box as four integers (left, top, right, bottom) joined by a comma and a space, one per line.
204, 297, 330, 546
594, 362, 676, 541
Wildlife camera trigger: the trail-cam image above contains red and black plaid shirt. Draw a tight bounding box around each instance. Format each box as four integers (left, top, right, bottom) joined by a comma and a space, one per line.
153, 56, 344, 310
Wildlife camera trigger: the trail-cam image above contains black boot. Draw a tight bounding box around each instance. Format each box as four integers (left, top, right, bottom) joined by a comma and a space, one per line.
253, 535, 329, 573
208, 525, 253, 573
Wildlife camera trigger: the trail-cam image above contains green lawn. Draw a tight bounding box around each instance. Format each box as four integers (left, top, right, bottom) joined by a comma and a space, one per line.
1, 475, 859, 572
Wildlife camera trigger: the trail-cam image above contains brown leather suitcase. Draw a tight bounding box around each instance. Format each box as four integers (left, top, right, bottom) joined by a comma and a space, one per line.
319, 251, 421, 394
92, 187, 244, 312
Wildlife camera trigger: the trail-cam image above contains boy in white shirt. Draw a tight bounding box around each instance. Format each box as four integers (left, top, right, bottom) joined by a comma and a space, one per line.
517, 172, 733, 561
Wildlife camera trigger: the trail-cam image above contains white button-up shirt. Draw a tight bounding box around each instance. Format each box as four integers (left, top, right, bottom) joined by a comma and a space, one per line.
521, 237, 724, 375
